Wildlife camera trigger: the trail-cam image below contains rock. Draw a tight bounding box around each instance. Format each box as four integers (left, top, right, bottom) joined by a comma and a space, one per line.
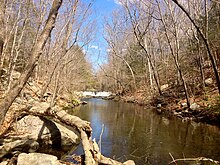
181, 102, 187, 108
11, 70, 21, 80
156, 108, 162, 114
17, 153, 63, 165
205, 78, 213, 86
81, 101, 87, 104
173, 111, 182, 115
0, 161, 8, 165
12, 115, 80, 151
123, 160, 135, 165
157, 104, 162, 108
161, 84, 169, 91
162, 117, 169, 126
0, 139, 39, 158
190, 103, 200, 110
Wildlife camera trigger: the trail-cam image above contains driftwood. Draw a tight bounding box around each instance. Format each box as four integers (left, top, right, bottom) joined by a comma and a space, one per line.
169, 157, 220, 165
169, 153, 220, 165
0, 102, 135, 165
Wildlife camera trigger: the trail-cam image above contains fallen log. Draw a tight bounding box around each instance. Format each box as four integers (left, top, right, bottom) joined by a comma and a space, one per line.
0, 101, 135, 165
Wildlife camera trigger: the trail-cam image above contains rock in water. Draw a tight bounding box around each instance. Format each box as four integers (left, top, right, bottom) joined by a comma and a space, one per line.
17, 153, 63, 165
12, 115, 80, 151
0, 114, 80, 159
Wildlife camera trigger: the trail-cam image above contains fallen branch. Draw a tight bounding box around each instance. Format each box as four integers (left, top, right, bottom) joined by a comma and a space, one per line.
93, 140, 135, 165
1, 101, 135, 165
169, 157, 220, 164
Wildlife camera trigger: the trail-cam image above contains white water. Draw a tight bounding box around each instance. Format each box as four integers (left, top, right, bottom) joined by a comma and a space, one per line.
75, 91, 112, 97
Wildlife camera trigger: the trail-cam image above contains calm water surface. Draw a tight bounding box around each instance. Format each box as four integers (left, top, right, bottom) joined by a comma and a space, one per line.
69, 98, 220, 165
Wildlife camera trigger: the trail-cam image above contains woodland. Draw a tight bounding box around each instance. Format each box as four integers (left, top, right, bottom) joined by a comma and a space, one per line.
0, 0, 219, 164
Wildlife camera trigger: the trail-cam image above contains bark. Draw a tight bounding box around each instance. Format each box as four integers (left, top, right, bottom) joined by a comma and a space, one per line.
0, 37, 3, 57
0, 0, 63, 125
0, 0, 6, 57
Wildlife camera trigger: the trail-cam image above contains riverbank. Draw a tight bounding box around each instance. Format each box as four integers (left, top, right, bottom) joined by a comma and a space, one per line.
67, 97, 220, 165
0, 81, 135, 165
108, 87, 220, 127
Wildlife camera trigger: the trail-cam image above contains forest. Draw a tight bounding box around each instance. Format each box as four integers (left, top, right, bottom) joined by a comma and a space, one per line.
98, 0, 220, 125
0, 0, 219, 165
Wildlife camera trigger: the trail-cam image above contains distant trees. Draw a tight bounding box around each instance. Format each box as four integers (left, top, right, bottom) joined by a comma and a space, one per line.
0, 0, 95, 94
0, 0, 63, 124
101, 0, 220, 104
0, 0, 96, 124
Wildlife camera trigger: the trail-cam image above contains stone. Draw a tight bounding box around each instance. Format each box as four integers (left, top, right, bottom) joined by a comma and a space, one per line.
205, 78, 213, 86
157, 104, 162, 108
161, 84, 169, 91
0, 161, 8, 165
123, 160, 135, 165
0, 139, 39, 158
11, 71, 21, 80
17, 153, 63, 165
12, 115, 80, 151
81, 101, 87, 104
190, 103, 200, 110
173, 111, 182, 115
181, 102, 187, 108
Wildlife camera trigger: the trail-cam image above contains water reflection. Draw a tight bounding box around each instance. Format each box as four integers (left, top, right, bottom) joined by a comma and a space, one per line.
69, 98, 220, 165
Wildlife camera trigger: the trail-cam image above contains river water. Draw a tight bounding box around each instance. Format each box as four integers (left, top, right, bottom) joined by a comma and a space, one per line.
69, 98, 220, 165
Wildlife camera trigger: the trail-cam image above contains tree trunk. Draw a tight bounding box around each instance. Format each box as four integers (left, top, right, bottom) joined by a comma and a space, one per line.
0, 0, 63, 125
157, 0, 190, 107
171, 0, 220, 94
0, 37, 3, 57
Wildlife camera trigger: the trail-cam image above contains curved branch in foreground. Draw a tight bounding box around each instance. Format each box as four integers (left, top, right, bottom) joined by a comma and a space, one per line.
22, 104, 135, 165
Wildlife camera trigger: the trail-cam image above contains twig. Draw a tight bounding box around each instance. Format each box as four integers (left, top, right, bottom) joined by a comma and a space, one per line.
169, 157, 220, 164
98, 124, 104, 153
169, 153, 177, 165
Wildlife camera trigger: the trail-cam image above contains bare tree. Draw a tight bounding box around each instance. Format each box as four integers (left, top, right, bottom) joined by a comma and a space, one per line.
38, 0, 95, 99
156, 0, 190, 107
0, 0, 63, 125
171, 0, 220, 94
104, 10, 137, 92
123, 0, 162, 95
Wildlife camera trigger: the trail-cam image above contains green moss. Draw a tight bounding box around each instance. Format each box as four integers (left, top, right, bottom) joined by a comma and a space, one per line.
71, 98, 80, 106
61, 96, 81, 110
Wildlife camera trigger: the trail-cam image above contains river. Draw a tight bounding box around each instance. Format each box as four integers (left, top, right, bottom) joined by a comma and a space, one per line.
68, 98, 220, 165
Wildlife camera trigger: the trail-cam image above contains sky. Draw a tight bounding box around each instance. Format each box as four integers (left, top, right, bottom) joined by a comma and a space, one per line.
83, 0, 120, 72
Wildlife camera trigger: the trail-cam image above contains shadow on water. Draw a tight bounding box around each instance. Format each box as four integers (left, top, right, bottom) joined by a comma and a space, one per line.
68, 98, 220, 165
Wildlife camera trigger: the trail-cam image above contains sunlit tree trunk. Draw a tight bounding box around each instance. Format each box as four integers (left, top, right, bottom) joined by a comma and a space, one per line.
171, 0, 220, 94
157, 0, 190, 107
123, 2, 162, 95
0, 0, 63, 125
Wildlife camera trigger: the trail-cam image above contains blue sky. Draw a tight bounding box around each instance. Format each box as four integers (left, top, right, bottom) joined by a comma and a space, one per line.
83, 0, 120, 72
